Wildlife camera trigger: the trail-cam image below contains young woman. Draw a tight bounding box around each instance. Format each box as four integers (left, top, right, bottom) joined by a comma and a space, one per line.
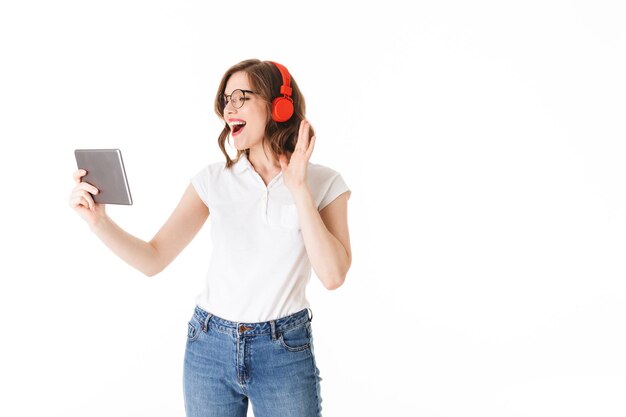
69, 59, 352, 417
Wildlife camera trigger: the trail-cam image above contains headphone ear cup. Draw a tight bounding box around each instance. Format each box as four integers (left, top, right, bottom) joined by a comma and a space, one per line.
272, 96, 294, 122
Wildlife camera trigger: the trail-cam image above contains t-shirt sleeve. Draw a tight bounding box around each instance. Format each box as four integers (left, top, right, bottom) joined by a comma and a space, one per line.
318, 172, 351, 211
190, 166, 210, 208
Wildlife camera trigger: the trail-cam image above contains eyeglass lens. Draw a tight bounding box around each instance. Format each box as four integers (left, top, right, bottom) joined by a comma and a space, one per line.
223, 89, 247, 109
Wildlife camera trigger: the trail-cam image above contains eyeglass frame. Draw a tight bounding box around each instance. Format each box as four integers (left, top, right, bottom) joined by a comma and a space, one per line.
222, 89, 258, 109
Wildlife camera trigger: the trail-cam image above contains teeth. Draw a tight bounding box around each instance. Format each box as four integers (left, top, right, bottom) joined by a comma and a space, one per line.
230, 121, 246, 126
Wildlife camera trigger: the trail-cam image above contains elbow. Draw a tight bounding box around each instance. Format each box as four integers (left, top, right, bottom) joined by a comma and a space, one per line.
142, 262, 165, 278
322, 273, 347, 291
324, 280, 344, 291
142, 245, 165, 277
322, 259, 351, 290
144, 269, 159, 278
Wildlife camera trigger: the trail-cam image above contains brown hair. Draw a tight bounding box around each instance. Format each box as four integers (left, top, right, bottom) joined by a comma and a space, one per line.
213, 59, 314, 168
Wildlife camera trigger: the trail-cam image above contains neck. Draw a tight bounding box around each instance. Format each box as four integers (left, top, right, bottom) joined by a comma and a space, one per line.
247, 145, 280, 175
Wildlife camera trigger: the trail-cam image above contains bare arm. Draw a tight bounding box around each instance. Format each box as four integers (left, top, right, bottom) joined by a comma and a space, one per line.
292, 187, 352, 290
277, 120, 352, 290
146, 183, 209, 275
70, 171, 209, 276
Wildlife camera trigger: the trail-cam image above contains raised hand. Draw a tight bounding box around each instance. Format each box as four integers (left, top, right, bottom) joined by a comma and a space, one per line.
278, 119, 316, 193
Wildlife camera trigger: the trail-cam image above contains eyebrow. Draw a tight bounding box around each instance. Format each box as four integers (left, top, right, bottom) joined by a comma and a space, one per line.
224, 89, 255, 95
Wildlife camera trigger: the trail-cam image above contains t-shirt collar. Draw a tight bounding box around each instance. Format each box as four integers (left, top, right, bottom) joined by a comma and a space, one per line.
234, 153, 251, 174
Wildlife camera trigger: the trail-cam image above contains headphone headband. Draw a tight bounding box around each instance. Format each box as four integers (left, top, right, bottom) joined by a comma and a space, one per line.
270, 61, 292, 97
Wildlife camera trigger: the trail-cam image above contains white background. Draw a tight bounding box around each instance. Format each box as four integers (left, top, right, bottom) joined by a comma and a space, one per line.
1, 1, 625, 416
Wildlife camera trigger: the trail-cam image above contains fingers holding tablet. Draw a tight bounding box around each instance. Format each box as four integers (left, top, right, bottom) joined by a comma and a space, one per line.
74, 149, 133, 206
70, 149, 131, 227
69, 175, 107, 227
73, 169, 99, 194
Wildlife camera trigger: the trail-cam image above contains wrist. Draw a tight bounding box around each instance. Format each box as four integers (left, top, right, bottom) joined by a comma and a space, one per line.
89, 214, 111, 235
291, 185, 314, 205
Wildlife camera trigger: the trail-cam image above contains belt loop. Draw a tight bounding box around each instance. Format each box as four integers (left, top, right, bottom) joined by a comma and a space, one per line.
270, 320, 277, 341
307, 308, 313, 322
203, 312, 213, 332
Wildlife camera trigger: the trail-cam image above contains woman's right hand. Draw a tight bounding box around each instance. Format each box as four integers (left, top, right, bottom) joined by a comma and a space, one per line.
69, 169, 107, 228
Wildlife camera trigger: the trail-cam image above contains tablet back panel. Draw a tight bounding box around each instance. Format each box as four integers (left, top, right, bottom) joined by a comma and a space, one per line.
74, 149, 133, 205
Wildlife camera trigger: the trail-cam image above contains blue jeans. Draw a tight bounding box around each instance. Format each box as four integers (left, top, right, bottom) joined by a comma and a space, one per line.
183, 306, 323, 417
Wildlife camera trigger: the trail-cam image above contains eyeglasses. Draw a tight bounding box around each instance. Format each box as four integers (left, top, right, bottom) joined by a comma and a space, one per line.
222, 89, 257, 109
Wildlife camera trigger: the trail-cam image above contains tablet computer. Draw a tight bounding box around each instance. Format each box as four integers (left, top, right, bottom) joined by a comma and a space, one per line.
74, 149, 133, 205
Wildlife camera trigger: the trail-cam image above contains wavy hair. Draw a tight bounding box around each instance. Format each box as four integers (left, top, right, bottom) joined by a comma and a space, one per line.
213, 59, 314, 168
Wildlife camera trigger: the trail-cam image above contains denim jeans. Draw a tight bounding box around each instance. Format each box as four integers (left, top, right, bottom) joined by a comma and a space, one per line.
183, 306, 323, 417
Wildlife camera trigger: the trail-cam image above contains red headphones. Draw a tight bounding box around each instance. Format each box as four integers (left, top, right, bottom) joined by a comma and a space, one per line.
269, 61, 294, 122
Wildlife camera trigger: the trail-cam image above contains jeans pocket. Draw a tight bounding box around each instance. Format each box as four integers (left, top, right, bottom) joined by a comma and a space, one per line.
277, 322, 311, 352
187, 317, 201, 342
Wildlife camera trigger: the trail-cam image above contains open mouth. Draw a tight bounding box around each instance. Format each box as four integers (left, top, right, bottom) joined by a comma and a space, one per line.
231, 121, 246, 136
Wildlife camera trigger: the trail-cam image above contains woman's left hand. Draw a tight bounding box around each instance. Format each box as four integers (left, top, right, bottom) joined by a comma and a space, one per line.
279, 120, 316, 193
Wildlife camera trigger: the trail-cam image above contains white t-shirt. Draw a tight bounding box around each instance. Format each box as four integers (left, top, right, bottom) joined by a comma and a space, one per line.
191, 153, 351, 323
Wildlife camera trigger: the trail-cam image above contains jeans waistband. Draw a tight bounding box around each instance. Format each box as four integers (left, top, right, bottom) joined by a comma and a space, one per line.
193, 306, 312, 337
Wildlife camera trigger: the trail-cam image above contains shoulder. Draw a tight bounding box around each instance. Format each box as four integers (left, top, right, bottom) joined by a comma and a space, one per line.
307, 161, 343, 183
190, 160, 237, 206
306, 161, 351, 211
194, 160, 234, 179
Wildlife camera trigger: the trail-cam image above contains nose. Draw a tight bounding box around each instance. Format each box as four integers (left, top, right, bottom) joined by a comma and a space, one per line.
224, 99, 237, 114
